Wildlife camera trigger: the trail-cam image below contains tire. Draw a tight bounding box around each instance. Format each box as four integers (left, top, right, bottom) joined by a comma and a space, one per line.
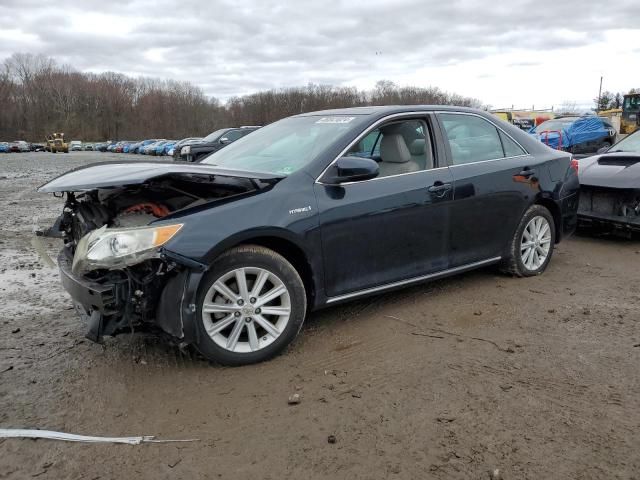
194, 245, 307, 366
501, 204, 556, 277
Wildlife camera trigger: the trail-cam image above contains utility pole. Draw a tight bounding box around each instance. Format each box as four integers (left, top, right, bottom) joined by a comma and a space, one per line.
597, 76, 603, 112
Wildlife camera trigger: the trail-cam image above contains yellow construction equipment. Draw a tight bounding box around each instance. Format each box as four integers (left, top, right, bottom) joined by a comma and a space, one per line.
621, 93, 640, 134
45, 133, 69, 153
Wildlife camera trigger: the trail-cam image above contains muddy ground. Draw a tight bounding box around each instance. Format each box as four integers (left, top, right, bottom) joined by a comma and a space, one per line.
0, 151, 638, 479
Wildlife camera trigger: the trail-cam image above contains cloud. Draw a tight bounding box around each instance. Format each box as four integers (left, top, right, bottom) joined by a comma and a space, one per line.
1, 0, 640, 107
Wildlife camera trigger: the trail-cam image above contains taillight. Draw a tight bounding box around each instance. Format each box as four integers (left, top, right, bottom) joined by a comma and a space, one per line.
570, 157, 579, 174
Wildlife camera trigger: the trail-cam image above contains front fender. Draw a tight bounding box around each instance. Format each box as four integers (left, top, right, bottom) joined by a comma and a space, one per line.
156, 269, 204, 343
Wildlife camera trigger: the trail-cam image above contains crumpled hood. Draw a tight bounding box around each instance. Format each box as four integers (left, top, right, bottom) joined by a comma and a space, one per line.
38, 161, 283, 193
579, 152, 640, 189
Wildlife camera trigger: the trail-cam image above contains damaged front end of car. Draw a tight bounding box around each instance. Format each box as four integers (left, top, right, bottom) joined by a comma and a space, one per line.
37, 161, 281, 343
578, 154, 640, 234
578, 186, 640, 233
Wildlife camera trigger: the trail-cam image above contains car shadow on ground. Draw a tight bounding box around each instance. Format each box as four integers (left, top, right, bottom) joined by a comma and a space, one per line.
574, 227, 640, 243
97, 265, 502, 369
48, 230, 640, 371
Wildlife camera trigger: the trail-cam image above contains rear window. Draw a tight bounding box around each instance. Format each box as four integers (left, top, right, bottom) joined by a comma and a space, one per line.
499, 131, 526, 157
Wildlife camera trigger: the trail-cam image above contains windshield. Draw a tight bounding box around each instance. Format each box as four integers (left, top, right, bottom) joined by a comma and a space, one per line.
203, 129, 229, 143
201, 115, 360, 175
534, 119, 574, 132
623, 96, 640, 111
609, 131, 640, 153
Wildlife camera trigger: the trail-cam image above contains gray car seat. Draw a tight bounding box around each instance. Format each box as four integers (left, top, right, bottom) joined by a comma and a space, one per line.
408, 138, 433, 170
379, 133, 420, 177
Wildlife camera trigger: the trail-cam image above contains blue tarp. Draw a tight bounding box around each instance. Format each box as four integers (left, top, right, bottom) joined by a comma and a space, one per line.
530, 117, 609, 150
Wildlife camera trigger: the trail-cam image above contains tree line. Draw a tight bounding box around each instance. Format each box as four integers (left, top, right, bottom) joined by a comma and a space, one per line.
594, 88, 640, 112
0, 53, 481, 142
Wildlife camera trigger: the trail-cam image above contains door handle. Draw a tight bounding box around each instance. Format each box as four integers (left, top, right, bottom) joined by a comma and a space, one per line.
517, 168, 536, 178
427, 182, 452, 194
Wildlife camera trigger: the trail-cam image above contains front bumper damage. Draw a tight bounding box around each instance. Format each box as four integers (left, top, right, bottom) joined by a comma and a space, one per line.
56, 248, 206, 344
578, 186, 640, 232
58, 251, 122, 341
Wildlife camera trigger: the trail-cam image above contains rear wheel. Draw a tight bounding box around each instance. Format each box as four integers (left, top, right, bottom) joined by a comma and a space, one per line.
194, 245, 306, 366
501, 205, 555, 277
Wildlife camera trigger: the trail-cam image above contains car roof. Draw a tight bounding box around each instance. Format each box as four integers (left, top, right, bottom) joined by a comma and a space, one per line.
294, 105, 484, 117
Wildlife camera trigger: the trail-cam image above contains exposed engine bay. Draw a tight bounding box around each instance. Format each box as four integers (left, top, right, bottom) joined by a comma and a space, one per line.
58, 173, 260, 248
43, 171, 272, 341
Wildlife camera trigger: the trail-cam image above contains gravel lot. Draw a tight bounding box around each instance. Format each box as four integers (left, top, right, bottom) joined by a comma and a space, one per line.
1, 151, 639, 479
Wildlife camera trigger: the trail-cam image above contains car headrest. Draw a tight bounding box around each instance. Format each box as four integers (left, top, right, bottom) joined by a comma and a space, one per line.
380, 133, 411, 163
409, 139, 426, 155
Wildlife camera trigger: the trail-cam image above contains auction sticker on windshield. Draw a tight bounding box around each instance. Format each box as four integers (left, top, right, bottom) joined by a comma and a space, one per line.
315, 117, 355, 124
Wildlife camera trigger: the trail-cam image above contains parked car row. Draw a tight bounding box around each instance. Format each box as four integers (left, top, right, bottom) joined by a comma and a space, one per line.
0, 140, 101, 153
1, 127, 261, 159
66, 141, 98, 151
94, 126, 261, 162
95, 139, 178, 156
0, 140, 46, 152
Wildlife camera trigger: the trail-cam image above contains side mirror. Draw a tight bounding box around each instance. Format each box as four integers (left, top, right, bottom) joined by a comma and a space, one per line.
597, 146, 609, 154
321, 156, 379, 184
219, 137, 230, 144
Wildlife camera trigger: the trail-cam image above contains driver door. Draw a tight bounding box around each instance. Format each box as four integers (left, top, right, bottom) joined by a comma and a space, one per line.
315, 115, 454, 298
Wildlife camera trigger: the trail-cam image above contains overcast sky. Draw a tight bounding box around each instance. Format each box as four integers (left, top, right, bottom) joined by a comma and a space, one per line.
1, 0, 639, 109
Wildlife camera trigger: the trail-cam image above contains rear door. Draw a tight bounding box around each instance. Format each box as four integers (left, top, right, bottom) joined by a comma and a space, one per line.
436, 112, 538, 267
316, 114, 454, 298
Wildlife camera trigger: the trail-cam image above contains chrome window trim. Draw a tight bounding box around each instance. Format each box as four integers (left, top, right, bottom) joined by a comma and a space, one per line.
447, 153, 530, 167
325, 256, 502, 304
315, 110, 532, 186
315, 111, 436, 185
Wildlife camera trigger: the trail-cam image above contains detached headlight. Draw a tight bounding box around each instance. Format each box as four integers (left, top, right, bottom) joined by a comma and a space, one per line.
181, 145, 191, 155
72, 224, 183, 275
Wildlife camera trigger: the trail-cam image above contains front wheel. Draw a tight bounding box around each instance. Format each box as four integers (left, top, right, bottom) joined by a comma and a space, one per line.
194, 245, 307, 366
501, 205, 555, 277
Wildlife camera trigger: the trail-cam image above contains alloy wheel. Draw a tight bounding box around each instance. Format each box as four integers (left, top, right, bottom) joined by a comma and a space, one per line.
520, 216, 552, 271
201, 267, 292, 353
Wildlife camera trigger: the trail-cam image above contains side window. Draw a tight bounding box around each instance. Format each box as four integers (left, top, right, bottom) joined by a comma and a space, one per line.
238, 129, 255, 138
499, 130, 526, 157
440, 114, 505, 165
346, 119, 434, 178
350, 130, 381, 158
222, 130, 243, 143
